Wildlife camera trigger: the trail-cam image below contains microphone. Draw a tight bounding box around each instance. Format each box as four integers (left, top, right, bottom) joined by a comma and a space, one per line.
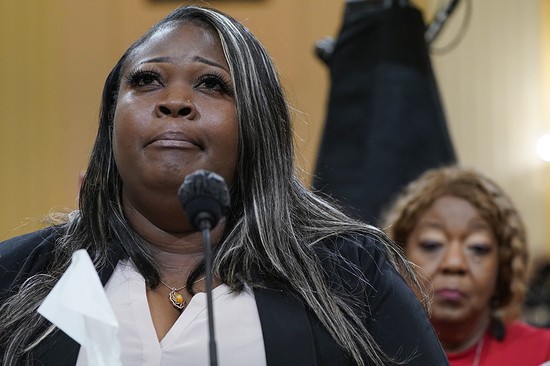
177, 169, 230, 366
177, 169, 230, 230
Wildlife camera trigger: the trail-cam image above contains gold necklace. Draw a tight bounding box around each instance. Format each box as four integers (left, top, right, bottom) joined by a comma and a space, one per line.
159, 276, 206, 310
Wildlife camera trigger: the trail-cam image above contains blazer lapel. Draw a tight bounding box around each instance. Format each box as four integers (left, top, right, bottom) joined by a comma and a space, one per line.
254, 286, 318, 366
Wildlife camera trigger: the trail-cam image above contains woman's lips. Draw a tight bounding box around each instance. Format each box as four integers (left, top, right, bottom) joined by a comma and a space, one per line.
435, 289, 466, 302
147, 131, 200, 149
150, 139, 196, 148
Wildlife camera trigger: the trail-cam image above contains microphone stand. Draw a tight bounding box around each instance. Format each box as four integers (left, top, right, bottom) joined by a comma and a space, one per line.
178, 169, 229, 366
199, 219, 218, 366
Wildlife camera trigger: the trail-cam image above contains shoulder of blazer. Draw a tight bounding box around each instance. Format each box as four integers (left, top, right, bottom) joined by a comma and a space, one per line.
0, 226, 63, 300
313, 232, 390, 286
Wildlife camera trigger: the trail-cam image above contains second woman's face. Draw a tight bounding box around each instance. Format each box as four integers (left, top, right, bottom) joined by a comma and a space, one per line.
405, 196, 499, 326
112, 23, 238, 220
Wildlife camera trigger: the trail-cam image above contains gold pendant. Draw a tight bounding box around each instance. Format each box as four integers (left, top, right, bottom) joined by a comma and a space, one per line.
169, 290, 186, 310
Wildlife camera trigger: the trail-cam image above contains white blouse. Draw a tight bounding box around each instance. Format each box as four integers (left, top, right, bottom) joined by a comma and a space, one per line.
76, 260, 266, 366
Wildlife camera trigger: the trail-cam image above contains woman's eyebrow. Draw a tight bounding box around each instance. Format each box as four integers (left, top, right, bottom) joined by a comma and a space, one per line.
137, 55, 229, 73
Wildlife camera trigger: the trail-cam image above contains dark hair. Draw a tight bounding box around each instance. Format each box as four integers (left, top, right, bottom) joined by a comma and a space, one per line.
0, 6, 416, 365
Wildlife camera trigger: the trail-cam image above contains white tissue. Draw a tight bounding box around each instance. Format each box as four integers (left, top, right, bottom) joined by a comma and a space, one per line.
38, 249, 122, 366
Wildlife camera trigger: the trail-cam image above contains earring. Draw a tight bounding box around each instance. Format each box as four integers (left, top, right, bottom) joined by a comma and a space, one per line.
490, 315, 505, 340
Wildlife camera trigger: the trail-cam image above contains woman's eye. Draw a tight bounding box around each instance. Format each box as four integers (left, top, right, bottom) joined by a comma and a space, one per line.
125, 69, 163, 88
419, 240, 443, 252
196, 74, 234, 95
469, 244, 492, 256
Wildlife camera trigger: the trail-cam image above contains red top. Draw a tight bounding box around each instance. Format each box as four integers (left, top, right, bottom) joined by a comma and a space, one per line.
447, 322, 550, 366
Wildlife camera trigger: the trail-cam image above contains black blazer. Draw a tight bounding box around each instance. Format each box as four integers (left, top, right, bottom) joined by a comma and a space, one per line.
0, 227, 448, 365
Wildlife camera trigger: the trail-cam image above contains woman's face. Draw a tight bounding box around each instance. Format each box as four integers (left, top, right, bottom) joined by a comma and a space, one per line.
405, 195, 499, 326
112, 22, 238, 230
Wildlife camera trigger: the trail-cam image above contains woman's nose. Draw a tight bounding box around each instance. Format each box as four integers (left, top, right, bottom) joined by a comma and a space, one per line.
440, 242, 468, 274
155, 90, 195, 118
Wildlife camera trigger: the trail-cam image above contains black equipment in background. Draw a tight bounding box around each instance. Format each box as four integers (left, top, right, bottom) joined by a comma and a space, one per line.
313, 3, 456, 225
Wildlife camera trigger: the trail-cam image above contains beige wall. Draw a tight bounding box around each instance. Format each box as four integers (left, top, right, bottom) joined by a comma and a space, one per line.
542, 0, 550, 253
1, 1, 548, 261
425, 0, 550, 258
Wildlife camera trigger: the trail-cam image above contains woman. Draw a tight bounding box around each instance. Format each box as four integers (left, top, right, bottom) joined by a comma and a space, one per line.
382, 166, 550, 365
0, 5, 447, 366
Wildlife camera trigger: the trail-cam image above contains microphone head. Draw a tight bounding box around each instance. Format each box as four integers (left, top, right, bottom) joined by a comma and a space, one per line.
177, 170, 230, 230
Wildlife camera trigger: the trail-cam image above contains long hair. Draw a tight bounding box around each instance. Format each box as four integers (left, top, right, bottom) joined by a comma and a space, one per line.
0, 6, 417, 365
381, 165, 529, 321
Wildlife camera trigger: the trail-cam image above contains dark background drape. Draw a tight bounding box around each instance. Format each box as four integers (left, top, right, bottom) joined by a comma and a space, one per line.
313, 3, 456, 225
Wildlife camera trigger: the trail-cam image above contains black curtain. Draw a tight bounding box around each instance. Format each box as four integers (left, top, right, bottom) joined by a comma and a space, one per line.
313, 3, 456, 225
